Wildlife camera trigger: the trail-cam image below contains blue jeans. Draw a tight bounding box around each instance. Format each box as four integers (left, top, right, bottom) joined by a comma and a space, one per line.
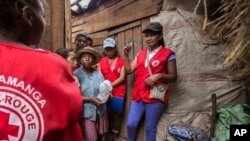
127, 100, 164, 141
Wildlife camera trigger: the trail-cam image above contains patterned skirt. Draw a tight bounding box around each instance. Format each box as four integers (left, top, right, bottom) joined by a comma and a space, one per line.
81, 112, 109, 141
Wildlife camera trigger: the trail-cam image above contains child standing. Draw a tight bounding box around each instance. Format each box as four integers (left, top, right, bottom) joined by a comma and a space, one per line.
98, 38, 126, 141
74, 47, 109, 141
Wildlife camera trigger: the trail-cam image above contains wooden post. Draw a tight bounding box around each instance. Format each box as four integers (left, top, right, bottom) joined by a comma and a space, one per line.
65, 0, 72, 49
51, 0, 65, 52
211, 93, 217, 138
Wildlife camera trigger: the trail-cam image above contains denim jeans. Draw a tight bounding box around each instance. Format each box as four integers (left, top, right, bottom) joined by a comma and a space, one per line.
127, 100, 164, 141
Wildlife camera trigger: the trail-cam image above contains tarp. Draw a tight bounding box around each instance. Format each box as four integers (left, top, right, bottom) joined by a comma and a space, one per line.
149, 9, 246, 141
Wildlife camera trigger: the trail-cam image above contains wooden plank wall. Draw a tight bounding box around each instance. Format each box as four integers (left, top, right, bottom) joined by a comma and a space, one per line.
71, 0, 163, 45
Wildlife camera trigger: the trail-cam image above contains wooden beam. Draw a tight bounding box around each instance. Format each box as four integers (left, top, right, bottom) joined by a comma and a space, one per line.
72, 30, 108, 42
71, 0, 126, 27
93, 37, 106, 46
51, 0, 65, 52
87, 31, 109, 38
71, 0, 163, 34
108, 20, 141, 36
65, 0, 72, 48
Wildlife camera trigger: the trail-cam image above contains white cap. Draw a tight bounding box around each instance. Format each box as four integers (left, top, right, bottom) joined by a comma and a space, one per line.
97, 80, 113, 103
103, 38, 116, 48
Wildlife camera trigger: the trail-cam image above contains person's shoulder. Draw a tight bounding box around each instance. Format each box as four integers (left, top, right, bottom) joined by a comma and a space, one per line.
35, 49, 67, 66
137, 49, 147, 56
117, 56, 125, 62
74, 68, 81, 75
161, 46, 175, 54
94, 68, 102, 74
100, 56, 108, 61
94, 69, 103, 77
1, 43, 65, 64
29, 49, 71, 73
137, 49, 146, 54
161, 46, 174, 53
117, 56, 124, 59
1, 42, 68, 67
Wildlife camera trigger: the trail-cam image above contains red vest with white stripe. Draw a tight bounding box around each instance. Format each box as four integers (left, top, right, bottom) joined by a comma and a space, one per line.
132, 47, 173, 103
99, 56, 126, 97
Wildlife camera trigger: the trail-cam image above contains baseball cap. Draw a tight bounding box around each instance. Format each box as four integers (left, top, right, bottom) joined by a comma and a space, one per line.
97, 80, 113, 103
103, 38, 116, 48
142, 22, 163, 33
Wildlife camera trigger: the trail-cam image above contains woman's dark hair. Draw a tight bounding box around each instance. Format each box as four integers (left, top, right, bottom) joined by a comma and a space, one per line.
153, 31, 165, 47
75, 33, 88, 42
159, 36, 165, 47
56, 48, 74, 60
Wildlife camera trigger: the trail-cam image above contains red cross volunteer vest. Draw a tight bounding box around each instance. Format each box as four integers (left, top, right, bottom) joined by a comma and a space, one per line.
0, 42, 83, 141
99, 56, 126, 97
132, 47, 174, 103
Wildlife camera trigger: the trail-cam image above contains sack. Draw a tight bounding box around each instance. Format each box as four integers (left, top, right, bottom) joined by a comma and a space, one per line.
168, 121, 209, 141
150, 81, 168, 102
107, 96, 124, 113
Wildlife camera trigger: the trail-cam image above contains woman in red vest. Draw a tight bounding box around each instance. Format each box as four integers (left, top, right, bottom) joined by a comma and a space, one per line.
124, 22, 177, 141
98, 38, 126, 141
